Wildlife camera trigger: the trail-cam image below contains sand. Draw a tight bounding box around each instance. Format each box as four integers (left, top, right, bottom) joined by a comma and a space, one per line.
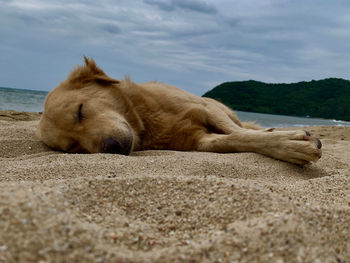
0, 110, 349, 263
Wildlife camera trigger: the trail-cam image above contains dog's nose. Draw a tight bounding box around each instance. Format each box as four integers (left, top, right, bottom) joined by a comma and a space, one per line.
101, 137, 132, 155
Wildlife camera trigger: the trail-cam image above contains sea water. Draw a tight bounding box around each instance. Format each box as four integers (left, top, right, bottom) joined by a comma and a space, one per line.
0, 87, 48, 112
235, 111, 350, 128
1, 87, 350, 127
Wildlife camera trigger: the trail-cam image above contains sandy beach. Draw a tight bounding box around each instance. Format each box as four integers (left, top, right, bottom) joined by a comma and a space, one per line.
0, 110, 349, 263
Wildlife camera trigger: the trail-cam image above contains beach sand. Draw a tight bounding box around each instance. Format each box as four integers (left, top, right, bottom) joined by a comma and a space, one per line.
0, 110, 349, 263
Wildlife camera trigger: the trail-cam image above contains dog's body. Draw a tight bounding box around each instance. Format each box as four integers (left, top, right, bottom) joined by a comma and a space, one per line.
37, 57, 322, 165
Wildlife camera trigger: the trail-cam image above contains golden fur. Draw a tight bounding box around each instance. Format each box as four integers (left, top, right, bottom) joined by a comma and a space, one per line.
37, 57, 322, 165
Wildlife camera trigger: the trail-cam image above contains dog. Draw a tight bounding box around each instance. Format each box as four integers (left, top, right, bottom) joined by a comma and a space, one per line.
37, 57, 322, 165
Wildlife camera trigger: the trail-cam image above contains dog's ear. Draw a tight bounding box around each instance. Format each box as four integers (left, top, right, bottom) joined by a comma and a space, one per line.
67, 56, 120, 87
83, 56, 105, 75
83, 74, 121, 86
83, 56, 120, 85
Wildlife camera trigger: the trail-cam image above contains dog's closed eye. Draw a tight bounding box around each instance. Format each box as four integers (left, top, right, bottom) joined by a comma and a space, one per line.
78, 104, 83, 122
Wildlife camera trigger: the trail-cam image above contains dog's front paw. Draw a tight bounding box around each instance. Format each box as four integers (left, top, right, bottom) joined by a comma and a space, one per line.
268, 130, 322, 165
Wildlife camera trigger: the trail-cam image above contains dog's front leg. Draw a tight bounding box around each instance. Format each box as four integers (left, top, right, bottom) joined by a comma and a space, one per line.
197, 129, 322, 165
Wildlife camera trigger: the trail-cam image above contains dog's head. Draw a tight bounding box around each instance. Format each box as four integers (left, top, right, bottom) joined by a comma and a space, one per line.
37, 57, 139, 155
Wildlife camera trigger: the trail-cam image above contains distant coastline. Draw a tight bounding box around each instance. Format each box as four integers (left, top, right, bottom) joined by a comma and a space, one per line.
203, 78, 350, 122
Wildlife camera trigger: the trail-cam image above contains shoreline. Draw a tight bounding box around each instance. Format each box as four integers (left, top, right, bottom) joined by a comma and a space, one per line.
0, 110, 349, 262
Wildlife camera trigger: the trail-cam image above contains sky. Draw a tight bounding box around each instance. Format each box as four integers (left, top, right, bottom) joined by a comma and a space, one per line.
1, 0, 350, 95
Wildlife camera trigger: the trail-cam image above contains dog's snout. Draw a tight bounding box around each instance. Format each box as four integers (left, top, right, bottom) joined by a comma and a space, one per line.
102, 137, 132, 155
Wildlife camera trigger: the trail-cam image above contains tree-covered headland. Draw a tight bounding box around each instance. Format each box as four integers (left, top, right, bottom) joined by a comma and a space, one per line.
202, 78, 350, 121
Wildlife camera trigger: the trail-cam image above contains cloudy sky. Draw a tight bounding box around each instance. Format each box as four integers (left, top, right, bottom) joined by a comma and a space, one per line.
1, 0, 350, 95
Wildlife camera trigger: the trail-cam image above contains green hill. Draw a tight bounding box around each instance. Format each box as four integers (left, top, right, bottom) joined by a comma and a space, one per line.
202, 78, 350, 121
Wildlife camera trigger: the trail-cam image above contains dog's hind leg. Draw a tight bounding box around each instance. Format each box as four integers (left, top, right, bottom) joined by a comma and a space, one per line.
203, 98, 263, 132
196, 128, 322, 165
203, 97, 242, 127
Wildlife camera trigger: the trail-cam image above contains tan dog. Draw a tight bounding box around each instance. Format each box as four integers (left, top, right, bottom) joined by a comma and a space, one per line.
37, 57, 322, 165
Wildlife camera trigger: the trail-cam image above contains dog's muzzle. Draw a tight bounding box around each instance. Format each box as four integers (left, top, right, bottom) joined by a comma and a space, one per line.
101, 137, 132, 155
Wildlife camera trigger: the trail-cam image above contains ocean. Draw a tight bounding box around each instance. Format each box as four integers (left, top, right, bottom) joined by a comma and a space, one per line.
0, 87, 48, 113
235, 110, 350, 128
1, 86, 350, 127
